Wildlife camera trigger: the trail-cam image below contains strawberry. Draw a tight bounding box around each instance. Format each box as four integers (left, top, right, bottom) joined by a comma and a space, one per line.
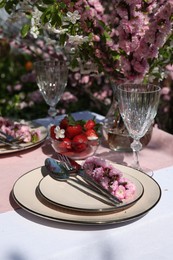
65, 124, 83, 139
59, 116, 69, 129
49, 125, 57, 139
59, 137, 72, 150
85, 129, 98, 140
72, 133, 88, 152
84, 119, 95, 130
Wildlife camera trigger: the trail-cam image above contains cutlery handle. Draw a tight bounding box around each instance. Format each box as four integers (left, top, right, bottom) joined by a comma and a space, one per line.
0, 138, 20, 148
0, 130, 6, 137
78, 169, 122, 205
0, 130, 14, 141
69, 177, 117, 206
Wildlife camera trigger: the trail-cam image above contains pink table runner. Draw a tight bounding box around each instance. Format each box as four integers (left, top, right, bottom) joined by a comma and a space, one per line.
0, 126, 173, 213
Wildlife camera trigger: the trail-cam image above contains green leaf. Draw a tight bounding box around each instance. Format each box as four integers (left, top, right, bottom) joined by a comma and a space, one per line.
0, 0, 5, 8
31, 132, 40, 143
59, 33, 67, 46
4, 1, 15, 13
112, 52, 120, 61
67, 114, 76, 125
41, 10, 52, 24
70, 58, 79, 69
51, 12, 62, 27
98, 20, 106, 28
42, 0, 55, 4
21, 24, 30, 38
36, 5, 47, 12
59, 2, 66, 9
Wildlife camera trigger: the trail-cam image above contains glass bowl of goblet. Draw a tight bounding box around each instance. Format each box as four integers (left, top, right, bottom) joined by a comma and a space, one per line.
34, 59, 68, 119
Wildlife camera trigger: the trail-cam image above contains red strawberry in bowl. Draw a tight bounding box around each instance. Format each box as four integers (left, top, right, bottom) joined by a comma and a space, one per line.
84, 119, 96, 130
49, 125, 57, 139
86, 129, 99, 140
59, 137, 72, 150
59, 116, 69, 129
72, 133, 88, 152
65, 124, 83, 139
49, 114, 101, 159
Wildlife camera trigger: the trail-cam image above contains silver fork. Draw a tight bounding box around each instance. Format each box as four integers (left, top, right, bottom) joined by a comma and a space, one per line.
56, 154, 75, 172
56, 154, 122, 205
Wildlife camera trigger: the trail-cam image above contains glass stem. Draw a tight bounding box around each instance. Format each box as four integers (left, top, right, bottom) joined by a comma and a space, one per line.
130, 139, 142, 170
133, 150, 140, 169
48, 106, 57, 124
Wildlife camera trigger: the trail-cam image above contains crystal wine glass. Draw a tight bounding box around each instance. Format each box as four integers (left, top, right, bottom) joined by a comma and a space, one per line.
116, 83, 161, 176
34, 59, 68, 119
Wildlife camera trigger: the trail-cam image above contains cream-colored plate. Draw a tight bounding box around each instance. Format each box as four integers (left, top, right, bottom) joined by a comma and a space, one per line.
38, 173, 143, 212
12, 163, 161, 225
0, 122, 47, 154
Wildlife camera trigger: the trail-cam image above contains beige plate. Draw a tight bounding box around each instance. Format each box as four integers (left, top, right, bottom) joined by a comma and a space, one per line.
38, 172, 144, 213
12, 164, 161, 225
0, 121, 47, 154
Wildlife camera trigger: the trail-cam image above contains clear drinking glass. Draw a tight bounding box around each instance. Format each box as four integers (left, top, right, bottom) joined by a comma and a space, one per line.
34, 59, 68, 118
116, 83, 161, 176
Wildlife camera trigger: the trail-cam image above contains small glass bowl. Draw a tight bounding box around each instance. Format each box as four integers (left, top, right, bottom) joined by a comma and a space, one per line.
51, 138, 100, 160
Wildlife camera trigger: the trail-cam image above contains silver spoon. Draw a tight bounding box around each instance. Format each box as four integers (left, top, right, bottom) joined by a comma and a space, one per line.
45, 158, 122, 205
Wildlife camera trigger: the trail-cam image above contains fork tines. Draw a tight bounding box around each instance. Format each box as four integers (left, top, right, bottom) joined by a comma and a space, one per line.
56, 153, 73, 171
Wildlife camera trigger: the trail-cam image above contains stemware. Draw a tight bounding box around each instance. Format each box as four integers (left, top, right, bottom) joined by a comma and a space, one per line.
116, 83, 161, 176
34, 59, 68, 119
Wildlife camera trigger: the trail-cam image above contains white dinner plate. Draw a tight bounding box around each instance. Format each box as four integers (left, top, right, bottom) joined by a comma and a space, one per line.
0, 121, 47, 154
38, 172, 144, 213
12, 163, 161, 225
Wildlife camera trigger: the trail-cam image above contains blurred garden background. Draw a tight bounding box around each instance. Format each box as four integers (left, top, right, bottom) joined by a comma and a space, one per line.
0, 33, 111, 120
0, 1, 173, 135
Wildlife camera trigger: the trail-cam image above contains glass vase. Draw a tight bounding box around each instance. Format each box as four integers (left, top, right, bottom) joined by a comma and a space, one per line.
102, 95, 153, 152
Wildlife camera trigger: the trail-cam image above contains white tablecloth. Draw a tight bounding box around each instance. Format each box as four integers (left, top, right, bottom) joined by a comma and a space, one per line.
0, 166, 173, 260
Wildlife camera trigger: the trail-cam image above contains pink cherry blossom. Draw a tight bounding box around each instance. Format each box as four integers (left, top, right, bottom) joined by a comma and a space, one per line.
83, 156, 136, 201
114, 185, 126, 200
0, 118, 41, 143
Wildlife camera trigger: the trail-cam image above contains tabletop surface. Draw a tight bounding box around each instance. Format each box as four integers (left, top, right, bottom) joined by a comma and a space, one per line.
0, 111, 173, 260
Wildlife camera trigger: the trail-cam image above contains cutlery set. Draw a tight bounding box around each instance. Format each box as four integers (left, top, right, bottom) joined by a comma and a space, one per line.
0, 130, 22, 148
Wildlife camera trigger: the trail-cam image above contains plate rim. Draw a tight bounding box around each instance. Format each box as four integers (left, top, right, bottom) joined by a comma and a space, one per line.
12, 165, 162, 225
